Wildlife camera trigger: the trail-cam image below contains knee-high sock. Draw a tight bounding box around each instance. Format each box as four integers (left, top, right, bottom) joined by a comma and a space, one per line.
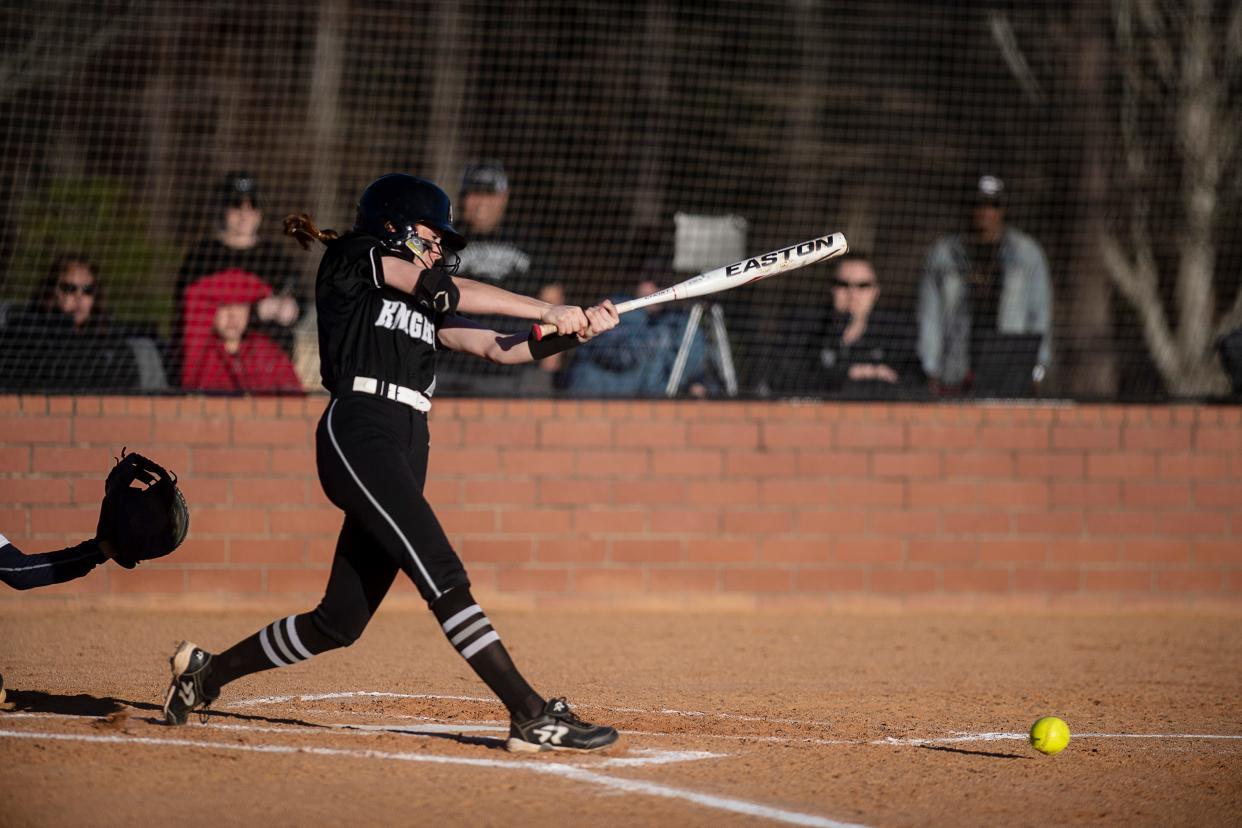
432, 587, 544, 721
206, 613, 342, 696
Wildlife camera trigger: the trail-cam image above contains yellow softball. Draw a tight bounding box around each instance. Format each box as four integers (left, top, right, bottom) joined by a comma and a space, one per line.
1029, 716, 1071, 755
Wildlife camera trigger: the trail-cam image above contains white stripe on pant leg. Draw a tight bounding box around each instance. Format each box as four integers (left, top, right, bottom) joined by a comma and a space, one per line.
270, 621, 300, 664
259, 627, 290, 667
450, 617, 492, 647
326, 399, 441, 600
460, 631, 501, 660
284, 616, 315, 660
440, 604, 482, 634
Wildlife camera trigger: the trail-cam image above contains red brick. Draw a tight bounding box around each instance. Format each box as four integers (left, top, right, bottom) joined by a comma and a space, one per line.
497, 567, 571, 592
1084, 570, 1152, 591
573, 449, 649, 476
1013, 567, 1080, 592
1156, 570, 1223, 592
233, 478, 307, 506
110, 569, 185, 593
836, 423, 905, 449
867, 509, 940, 536
1086, 452, 1157, 479
0, 416, 71, 443
943, 451, 1013, 478
977, 425, 1047, 450
1121, 540, 1191, 563
909, 539, 976, 563
536, 538, 606, 563
0, 508, 25, 532
1012, 512, 1085, 536
723, 510, 794, 534
650, 569, 720, 592
269, 508, 343, 535
176, 477, 230, 506
978, 539, 1048, 563
870, 569, 937, 592
1196, 427, 1242, 451
29, 507, 97, 534
436, 508, 497, 534
759, 538, 831, 563
459, 538, 533, 563
172, 539, 227, 564
1052, 426, 1120, 450
1158, 453, 1228, 479
613, 422, 686, 449
192, 448, 269, 475
188, 568, 264, 593
1051, 481, 1121, 509
1016, 452, 1085, 478
573, 567, 646, 593
907, 424, 978, 450
797, 451, 870, 476
1123, 482, 1191, 509
795, 568, 867, 592
537, 479, 610, 507
614, 480, 685, 505
871, 451, 941, 478
943, 511, 1009, 534
829, 480, 905, 507
463, 480, 536, 506
464, 420, 538, 448
686, 538, 756, 563
722, 568, 793, 592
231, 539, 306, 564
1194, 483, 1242, 509
834, 537, 903, 563
1048, 539, 1120, 562
612, 539, 682, 563
1085, 511, 1158, 536
72, 416, 152, 445
723, 450, 799, 478
267, 568, 332, 593
1123, 426, 1192, 451
498, 508, 572, 534
761, 479, 835, 506
1155, 512, 1228, 536
1193, 541, 1242, 564
797, 511, 859, 534
651, 450, 723, 477
687, 422, 758, 450
909, 481, 978, 508
538, 419, 611, 448
976, 481, 1048, 510
649, 510, 719, 533
193, 508, 268, 535
0, 446, 31, 472
942, 568, 1010, 592
568, 509, 640, 534
33, 447, 112, 473
0, 478, 71, 504
232, 419, 311, 447
761, 422, 835, 449
685, 480, 760, 507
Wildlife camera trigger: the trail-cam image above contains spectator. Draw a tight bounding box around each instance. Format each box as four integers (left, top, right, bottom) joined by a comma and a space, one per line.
566, 260, 717, 398
0, 253, 142, 391
770, 252, 923, 398
174, 171, 306, 381
435, 160, 566, 395
1218, 325, 1242, 397
917, 174, 1052, 394
181, 268, 302, 393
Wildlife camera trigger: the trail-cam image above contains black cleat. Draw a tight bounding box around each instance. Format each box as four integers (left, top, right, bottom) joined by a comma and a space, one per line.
506, 697, 619, 754
162, 641, 217, 725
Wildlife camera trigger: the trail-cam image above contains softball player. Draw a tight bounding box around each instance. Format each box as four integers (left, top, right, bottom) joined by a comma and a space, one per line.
162, 174, 621, 753
0, 534, 111, 591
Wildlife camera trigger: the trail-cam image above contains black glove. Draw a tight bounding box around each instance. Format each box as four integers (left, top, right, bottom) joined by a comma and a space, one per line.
414, 268, 460, 315
96, 450, 190, 569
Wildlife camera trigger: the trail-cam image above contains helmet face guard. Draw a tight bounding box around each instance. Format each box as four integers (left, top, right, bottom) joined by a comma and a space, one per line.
355, 174, 467, 264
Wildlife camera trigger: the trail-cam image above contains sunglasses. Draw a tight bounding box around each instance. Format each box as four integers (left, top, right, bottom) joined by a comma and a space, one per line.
57, 282, 97, 296
833, 280, 875, 290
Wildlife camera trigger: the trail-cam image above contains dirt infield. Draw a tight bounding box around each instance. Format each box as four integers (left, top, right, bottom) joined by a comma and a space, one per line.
2, 607, 1240, 827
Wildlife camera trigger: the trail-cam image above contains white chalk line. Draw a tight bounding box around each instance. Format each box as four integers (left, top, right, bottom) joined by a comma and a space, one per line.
0, 728, 865, 828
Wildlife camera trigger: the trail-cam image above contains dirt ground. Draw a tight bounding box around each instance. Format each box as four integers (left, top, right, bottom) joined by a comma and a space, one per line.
1, 606, 1239, 827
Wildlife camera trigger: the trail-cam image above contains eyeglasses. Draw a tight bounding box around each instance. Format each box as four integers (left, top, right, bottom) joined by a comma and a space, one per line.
57, 282, 96, 296
833, 280, 875, 290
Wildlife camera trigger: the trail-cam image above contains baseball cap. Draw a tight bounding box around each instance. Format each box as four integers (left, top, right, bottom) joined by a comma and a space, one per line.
975, 174, 1005, 206
220, 170, 260, 207
460, 160, 509, 194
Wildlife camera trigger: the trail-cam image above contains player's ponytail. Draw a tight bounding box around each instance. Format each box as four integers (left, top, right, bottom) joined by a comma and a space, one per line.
283, 213, 340, 250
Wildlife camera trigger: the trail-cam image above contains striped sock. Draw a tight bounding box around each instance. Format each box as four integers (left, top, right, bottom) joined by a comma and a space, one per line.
432, 588, 544, 721
208, 613, 341, 694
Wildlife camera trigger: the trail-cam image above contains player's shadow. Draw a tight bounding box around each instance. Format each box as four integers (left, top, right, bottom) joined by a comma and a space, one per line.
336, 723, 507, 751
919, 743, 1029, 760
3, 689, 322, 729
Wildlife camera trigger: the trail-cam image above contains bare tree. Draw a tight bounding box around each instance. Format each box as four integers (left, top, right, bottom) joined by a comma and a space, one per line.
1101, 0, 1242, 396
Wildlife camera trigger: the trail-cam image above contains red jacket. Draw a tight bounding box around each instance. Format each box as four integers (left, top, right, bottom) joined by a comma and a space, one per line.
184, 333, 302, 392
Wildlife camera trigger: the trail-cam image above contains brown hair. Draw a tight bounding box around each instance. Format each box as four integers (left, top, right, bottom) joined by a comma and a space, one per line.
283, 213, 339, 250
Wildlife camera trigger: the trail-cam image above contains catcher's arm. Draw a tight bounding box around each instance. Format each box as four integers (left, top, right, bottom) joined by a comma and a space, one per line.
0, 533, 107, 591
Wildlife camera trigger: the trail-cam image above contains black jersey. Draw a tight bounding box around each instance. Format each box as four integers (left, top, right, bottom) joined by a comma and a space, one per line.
315, 232, 441, 396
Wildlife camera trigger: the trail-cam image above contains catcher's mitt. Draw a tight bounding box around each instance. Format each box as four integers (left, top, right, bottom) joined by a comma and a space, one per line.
97, 450, 189, 569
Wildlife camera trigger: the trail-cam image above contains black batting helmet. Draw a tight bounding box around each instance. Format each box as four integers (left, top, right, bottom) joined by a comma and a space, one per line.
354, 174, 467, 258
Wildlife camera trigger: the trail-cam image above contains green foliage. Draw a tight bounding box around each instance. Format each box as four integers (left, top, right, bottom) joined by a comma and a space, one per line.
6, 177, 182, 335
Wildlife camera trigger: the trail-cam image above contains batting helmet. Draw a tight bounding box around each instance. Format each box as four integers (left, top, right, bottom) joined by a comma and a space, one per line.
354, 174, 466, 260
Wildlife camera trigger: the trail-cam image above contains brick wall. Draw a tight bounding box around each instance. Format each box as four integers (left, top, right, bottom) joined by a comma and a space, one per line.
2, 394, 1239, 609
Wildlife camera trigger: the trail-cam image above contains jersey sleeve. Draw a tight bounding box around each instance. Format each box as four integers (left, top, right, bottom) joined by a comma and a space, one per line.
324, 235, 386, 299
0, 533, 106, 591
